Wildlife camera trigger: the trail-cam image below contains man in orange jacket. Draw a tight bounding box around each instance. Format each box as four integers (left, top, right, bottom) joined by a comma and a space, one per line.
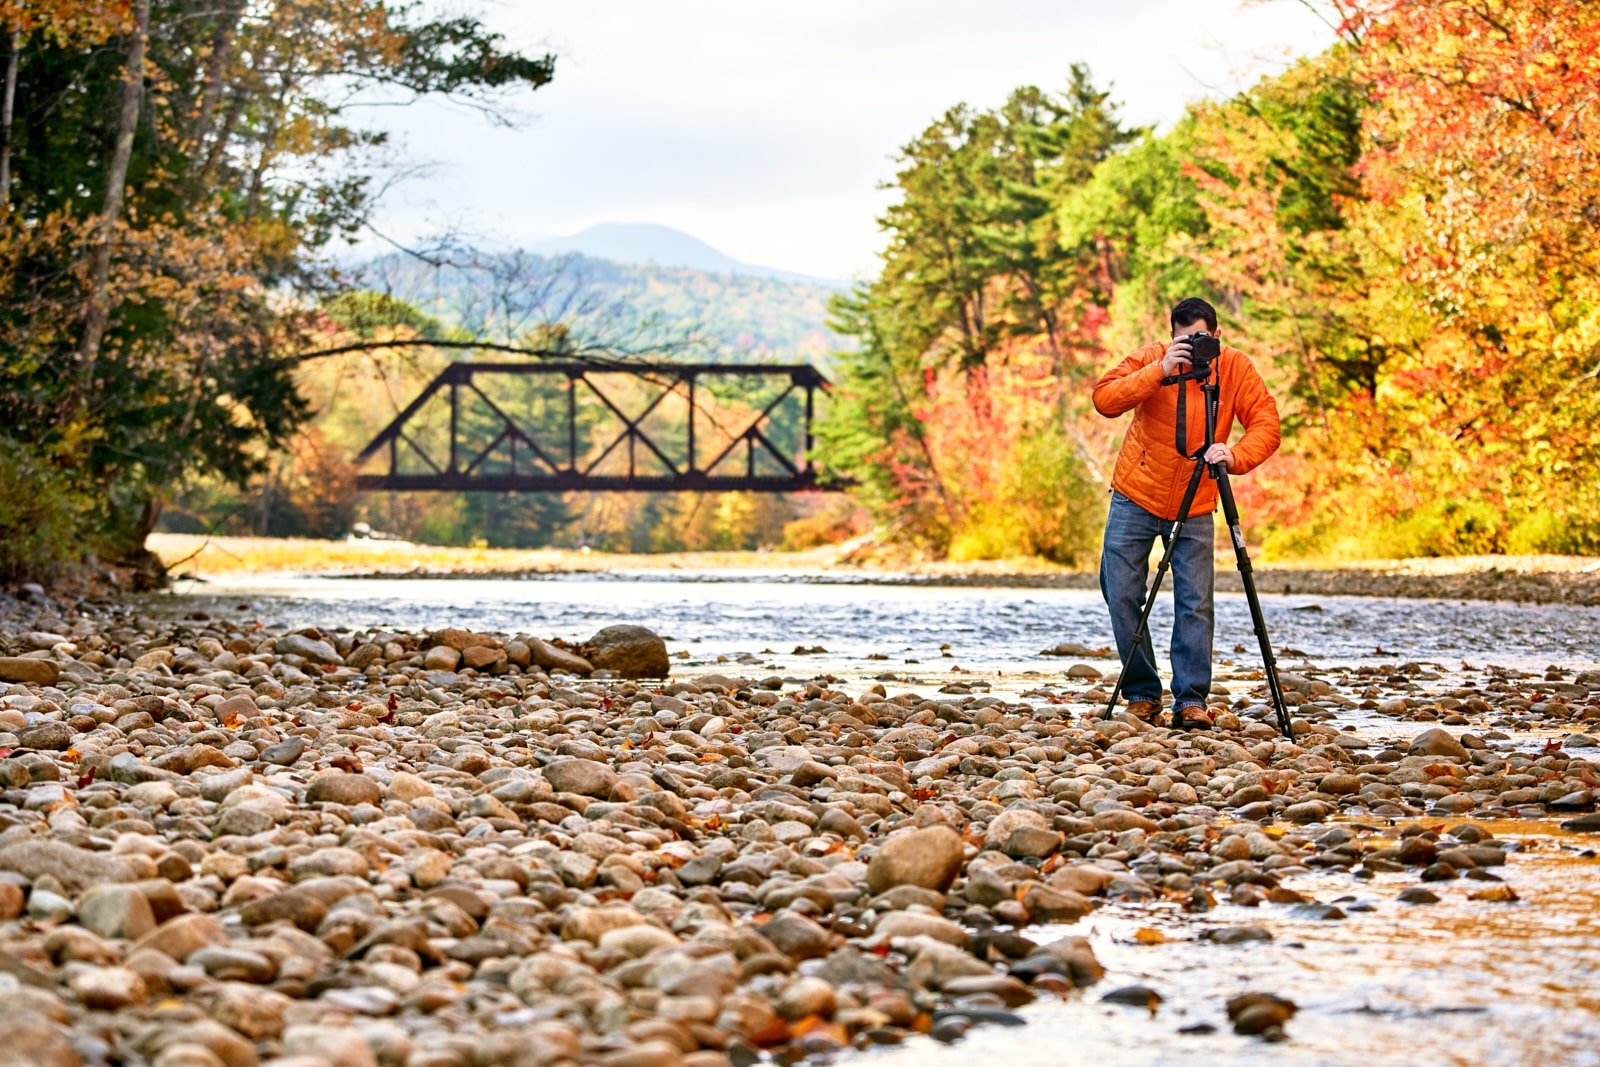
1091, 297, 1281, 728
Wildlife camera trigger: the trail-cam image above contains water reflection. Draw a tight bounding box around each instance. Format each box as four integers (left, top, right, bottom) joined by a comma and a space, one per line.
867, 827, 1600, 1067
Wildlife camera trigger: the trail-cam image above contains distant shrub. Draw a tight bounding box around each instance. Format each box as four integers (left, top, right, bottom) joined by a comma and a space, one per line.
0, 438, 89, 582
779, 498, 871, 551
948, 428, 1104, 565
1378, 498, 1506, 557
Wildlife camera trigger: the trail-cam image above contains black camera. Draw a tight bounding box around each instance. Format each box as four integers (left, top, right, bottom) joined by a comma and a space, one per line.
1181, 330, 1220, 377
1162, 330, 1220, 386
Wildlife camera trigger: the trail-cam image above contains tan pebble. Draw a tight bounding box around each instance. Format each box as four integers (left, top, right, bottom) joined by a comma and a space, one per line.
422, 646, 461, 672
201, 853, 250, 882
387, 772, 433, 801
210, 983, 291, 1039
775, 975, 837, 1020
132, 912, 229, 961
152, 1045, 226, 1067
600, 1040, 684, 1067
282, 1025, 378, 1067
2, 1011, 81, 1067
0, 881, 23, 920
871, 909, 967, 946
404, 848, 453, 888
77, 883, 158, 940
69, 964, 146, 1009
598, 924, 680, 958
0, 985, 73, 1024
214, 694, 259, 722
1048, 864, 1116, 896
43, 926, 121, 966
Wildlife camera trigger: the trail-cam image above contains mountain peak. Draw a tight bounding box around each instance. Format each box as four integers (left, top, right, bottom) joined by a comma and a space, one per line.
528, 222, 843, 288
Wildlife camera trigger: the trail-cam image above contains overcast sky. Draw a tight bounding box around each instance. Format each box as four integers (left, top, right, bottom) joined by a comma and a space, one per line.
360, 0, 1338, 280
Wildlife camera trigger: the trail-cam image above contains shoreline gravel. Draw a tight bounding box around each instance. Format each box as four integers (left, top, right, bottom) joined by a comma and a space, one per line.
0, 586, 1597, 1066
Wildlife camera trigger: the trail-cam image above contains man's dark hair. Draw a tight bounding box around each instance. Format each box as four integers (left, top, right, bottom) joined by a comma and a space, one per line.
1170, 297, 1218, 334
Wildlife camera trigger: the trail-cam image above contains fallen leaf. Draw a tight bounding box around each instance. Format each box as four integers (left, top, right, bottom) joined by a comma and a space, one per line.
748, 1019, 791, 1047
1133, 927, 1167, 945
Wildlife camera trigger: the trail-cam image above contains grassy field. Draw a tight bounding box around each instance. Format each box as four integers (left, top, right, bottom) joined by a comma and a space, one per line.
147, 533, 855, 578
149, 532, 1600, 581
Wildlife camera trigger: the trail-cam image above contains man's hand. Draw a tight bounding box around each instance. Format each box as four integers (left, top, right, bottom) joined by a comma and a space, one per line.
1203, 443, 1234, 470
1161, 339, 1192, 377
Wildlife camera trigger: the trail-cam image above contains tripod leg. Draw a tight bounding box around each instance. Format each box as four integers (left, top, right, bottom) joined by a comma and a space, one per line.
1104, 460, 1209, 719
1214, 469, 1294, 740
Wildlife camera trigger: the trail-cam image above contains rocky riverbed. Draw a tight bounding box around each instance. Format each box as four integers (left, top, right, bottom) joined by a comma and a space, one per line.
0, 587, 1598, 1067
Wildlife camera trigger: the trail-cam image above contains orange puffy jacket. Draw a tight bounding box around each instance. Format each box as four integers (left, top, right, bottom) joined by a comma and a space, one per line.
1092, 340, 1281, 520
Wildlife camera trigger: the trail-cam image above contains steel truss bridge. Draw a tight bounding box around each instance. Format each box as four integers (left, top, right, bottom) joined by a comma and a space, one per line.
347, 350, 834, 494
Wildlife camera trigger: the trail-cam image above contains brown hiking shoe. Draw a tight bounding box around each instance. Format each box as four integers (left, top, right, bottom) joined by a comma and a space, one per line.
1125, 700, 1160, 723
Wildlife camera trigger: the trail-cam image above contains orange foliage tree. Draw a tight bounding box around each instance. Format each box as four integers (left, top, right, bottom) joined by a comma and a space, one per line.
833, 1, 1600, 560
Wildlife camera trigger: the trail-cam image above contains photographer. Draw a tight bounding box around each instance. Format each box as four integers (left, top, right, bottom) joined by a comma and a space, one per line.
1091, 297, 1281, 729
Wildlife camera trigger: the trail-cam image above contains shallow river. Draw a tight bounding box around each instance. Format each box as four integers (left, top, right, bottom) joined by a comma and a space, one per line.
164, 572, 1600, 674
157, 574, 1600, 1067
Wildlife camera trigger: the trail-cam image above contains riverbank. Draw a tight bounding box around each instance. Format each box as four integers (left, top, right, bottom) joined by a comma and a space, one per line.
149, 534, 1600, 606
0, 595, 1598, 1066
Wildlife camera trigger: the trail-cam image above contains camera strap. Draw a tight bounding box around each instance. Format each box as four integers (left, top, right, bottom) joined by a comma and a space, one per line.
1174, 378, 1199, 459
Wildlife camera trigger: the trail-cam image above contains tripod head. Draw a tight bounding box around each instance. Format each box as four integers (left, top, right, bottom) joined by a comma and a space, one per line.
1160, 365, 1212, 388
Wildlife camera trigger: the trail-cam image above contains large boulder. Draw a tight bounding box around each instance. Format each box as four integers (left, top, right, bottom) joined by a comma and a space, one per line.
527, 638, 593, 676
273, 633, 341, 665
305, 773, 382, 808
0, 840, 157, 894
543, 759, 618, 799
427, 628, 498, 652
581, 625, 669, 679
1408, 727, 1469, 760
866, 825, 965, 895
0, 657, 59, 686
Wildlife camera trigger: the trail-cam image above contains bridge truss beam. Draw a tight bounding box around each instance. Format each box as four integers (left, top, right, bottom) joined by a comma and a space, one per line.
353, 360, 835, 493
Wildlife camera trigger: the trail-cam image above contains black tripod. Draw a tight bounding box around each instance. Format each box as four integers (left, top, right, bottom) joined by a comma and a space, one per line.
1102, 364, 1294, 740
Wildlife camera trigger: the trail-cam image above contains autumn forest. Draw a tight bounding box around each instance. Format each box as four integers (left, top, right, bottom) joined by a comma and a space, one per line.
0, 0, 1596, 579
823, 0, 1600, 566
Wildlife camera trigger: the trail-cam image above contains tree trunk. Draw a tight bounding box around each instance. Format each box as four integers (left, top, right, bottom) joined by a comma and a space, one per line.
200, 84, 245, 187
189, 0, 243, 168
78, 0, 150, 394
124, 495, 168, 590
0, 30, 19, 211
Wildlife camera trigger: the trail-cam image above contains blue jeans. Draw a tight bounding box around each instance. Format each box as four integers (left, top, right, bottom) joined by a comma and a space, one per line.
1099, 491, 1214, 712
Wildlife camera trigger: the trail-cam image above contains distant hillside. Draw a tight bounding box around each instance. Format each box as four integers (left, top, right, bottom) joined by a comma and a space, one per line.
528, 222, 845, 288
358, 249, 849, 364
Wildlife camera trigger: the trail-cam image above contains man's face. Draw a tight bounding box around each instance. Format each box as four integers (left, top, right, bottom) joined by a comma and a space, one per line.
1172, 319, 1213, 339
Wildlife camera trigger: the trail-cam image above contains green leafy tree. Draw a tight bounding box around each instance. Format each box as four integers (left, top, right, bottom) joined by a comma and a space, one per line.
0, 0, 554, 580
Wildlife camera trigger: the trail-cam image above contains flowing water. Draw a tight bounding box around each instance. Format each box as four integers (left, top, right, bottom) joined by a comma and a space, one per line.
160, 572, 1600, 672
156, 573, 1600, 1066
